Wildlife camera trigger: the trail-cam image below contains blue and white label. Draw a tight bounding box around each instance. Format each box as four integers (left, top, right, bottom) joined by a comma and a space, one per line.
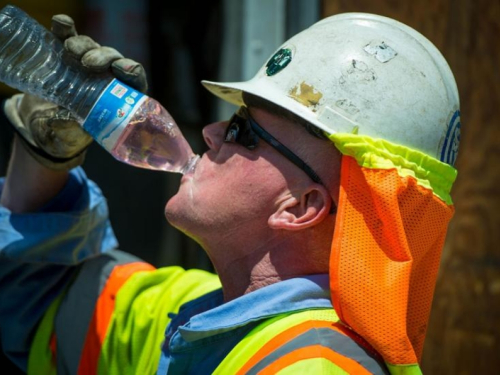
440, 110, 461, 166
83, 79, 147, 151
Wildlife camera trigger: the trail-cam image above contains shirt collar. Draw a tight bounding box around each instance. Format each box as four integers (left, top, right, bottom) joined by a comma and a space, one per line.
178, 274, 332, 342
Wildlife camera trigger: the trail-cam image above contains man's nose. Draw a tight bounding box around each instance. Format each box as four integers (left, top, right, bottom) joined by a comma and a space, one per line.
202, 121, 227, 151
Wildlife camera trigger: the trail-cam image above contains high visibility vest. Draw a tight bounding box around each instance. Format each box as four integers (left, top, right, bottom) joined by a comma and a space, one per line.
213, 308, 389, 375
27, 260, 222, 375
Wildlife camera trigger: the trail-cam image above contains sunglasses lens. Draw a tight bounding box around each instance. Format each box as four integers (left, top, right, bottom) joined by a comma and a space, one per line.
224, 122, 240, 143
224, 112, 258, 150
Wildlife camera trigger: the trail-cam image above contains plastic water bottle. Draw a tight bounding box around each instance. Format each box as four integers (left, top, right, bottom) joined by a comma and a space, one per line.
0, 5, 199, 174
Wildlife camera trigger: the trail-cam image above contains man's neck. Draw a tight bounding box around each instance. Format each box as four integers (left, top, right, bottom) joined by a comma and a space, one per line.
198, 222, 331, 302
218, 254, 282, 302
213, 242, 327, 302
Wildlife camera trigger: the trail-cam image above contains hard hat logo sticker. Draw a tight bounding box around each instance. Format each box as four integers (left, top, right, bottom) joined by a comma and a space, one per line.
266, 48, 292, 76
364, 41, 398, 63
289, 81, 323, 111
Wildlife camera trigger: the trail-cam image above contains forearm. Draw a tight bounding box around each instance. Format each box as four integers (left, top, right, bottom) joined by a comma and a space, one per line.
0, 135, 69, 213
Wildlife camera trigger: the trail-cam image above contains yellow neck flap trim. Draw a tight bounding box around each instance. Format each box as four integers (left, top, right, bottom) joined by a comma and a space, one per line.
328, 133, 457, 206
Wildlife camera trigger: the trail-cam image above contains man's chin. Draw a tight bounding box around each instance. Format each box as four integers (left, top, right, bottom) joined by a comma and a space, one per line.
164, 196, 180, 225
164, 199, 205, 247
164, 195, 192, 230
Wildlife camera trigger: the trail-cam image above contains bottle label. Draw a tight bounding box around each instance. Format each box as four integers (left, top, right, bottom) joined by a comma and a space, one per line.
83, 79, 147, 151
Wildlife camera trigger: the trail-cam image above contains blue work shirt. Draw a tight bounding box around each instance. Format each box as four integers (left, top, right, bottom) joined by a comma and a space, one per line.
158, 274, 332, 374
0, 167, 117, 264
0, 167, 118, 371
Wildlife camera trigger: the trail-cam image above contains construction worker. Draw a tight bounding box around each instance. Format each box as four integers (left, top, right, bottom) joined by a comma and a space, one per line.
0, 11, 460, 375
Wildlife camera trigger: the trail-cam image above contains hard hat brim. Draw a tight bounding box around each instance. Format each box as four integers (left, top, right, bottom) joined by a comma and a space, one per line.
201, 80, 245, 107
201, 79, 338, 136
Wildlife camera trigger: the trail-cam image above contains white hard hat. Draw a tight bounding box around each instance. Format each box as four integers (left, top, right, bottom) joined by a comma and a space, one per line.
202, 13, 461, 165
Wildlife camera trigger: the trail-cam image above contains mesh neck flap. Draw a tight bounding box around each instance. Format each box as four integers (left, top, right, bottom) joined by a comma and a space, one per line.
328, 134, 456, 369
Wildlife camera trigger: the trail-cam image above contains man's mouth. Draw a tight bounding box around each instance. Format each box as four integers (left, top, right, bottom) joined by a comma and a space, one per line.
182, 154, 200, 176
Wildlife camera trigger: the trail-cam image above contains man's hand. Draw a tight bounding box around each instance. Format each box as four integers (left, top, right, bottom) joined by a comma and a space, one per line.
3, 14, 148, 171
1, 14, 148, 212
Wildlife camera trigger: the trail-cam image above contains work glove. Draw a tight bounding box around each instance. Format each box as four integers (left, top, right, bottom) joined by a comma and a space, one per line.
3, 14, 148, 170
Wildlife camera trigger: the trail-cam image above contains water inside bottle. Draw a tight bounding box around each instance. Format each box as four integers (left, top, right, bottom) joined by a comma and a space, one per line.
111, 98, 199, 174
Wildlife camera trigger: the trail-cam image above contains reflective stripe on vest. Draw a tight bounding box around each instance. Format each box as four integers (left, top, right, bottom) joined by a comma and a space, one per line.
213, 309, 388, 375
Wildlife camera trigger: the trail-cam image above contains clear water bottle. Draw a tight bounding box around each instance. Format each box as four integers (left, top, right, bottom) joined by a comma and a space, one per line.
0, 5, 199, 174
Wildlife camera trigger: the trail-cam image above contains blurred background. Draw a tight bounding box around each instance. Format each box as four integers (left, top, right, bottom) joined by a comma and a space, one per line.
0, 0, 498, 373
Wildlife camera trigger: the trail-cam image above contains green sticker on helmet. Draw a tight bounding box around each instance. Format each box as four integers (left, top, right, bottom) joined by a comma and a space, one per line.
266, 48, 292, 76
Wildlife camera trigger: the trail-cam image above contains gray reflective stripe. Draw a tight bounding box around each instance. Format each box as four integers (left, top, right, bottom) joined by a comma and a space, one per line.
54, 250, 142, 375
247, 327, 389, 375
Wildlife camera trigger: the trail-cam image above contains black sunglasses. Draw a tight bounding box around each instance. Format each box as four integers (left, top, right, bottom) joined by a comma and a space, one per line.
224, 107, 336, 213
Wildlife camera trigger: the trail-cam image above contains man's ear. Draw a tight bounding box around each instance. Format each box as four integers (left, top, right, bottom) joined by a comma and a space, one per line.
268, 186, 332, 231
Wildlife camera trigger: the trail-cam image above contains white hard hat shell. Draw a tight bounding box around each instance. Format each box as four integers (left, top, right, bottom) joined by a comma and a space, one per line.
202, 13, 461, 165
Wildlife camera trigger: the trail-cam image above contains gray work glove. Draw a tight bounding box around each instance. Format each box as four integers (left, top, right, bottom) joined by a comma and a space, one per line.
3, 14, 148, 171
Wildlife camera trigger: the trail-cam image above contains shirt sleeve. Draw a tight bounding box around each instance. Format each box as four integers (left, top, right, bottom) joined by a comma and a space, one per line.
0, 166, 118, 264
0, 166, 119, 372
